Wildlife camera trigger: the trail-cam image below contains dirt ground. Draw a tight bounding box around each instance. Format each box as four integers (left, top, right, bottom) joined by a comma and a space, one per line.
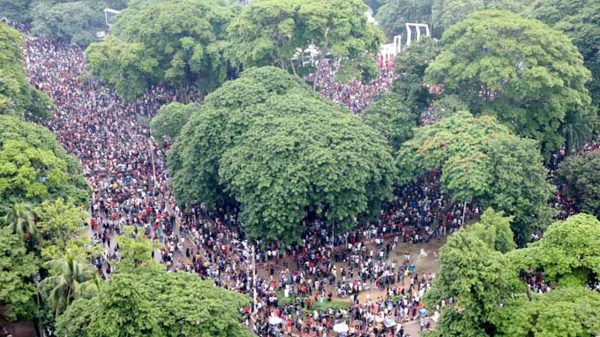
258, 238, 446, 336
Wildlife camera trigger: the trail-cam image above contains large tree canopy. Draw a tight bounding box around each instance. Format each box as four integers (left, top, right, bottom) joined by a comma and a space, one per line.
426, 10, 594, 154
392, 37, 441, 118
168, 66, 312, 209
150, 102, 197, 147
396, 112, 555, 244
226, 0, 384, 77
362, 92, 418, 151
427, 212, 600, 337
531, 0, 600, 108
0, 227, 38, 321
555, 151, 600, 218
0, 115, 90, 205
170, 66, 395, 243
29, 0, 127, 47
219, 94, 395, 243
0, 23, 53, 120
55, 271, 252, 337
492, 286, 600, 337
512, 213, 600, 287
431, 0, 532, 37
425, 209, 523, 337
86, 0, 239, 99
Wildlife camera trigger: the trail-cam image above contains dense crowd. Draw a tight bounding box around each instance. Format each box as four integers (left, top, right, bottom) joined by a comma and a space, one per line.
22, 29, 563, 337
309, 57, 396, 114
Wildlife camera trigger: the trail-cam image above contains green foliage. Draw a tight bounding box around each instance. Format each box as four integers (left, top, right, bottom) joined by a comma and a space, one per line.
86, 0, 238, 99
425, 221, 523, 337
492, 286, 600, 337
0, 0, 34, 23
219, 94, 395, 243
426, 212, 599, 337
556, 151, 600, 218
393, 37, 440, 118
170, 66, 395, 243
29, 1, 122, 47
431, 0, 531, 37
115, 226, 163, 273
0, 23, 53, 120
0, 115, 90, 205
430, 94, 468, 120
396, 112, 555, 244
0, 201, 37, 242
531, 0, 600, 107
150, 102, 197, 147
362, 92, 418, 151
426, 10, 594, 155
168, 66, 312, 208
227, 0, 384, 77
375, 0, 432, 37
35, 199, 88, 259
512, 214, 600, 286
468, 208, 515, 253
0, 227, 38, 321
41, 253, 99, 317
55, 271, 252, 337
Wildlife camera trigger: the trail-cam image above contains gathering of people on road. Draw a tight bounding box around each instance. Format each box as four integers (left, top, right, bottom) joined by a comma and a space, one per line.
20, 33, 460, 336
18, 25, 595, 337
309, 57, 396, 114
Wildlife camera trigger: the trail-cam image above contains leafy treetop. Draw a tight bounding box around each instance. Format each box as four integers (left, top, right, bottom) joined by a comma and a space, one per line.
426, 10, 593, 155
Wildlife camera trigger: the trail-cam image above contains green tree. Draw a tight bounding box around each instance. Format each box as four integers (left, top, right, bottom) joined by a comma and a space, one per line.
513, 214, 600, 286
375, 0, 432, 38
431, 0, 532, 36
396, 112, 555, 244
492, 286, 600, 337
34, 199, 88, 259
0, 201, 37, 241
430, 94, 468, 120
29, 1, 125, 47
0, 23, 53, 120
556, 151, 600, 218
55, 271, 252, 337
425, 220, 523, 337
86, 0, 238, 99
168, 66, 312, 208
468, 208, 516, 253
219, 94, 395, 243
531, 0, 600, 108
41, 253, 99, 317
0, 0, 34, 23
227, 0, 384, 80
226, 0, 301, 72
150, 102, 197, 147
115, 226, 163, 273
426, 10, 594, 155
0, 227, 38, 321
0, 116, 90, 205
362, 92, 418, 151
300, 0, 384, 85
392, 37, 440, 118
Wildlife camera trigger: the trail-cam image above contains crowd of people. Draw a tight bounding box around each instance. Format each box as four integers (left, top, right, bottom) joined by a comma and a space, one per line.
308, 57, 396, 114
20, 26, 587, 337
21, 32, 462, 336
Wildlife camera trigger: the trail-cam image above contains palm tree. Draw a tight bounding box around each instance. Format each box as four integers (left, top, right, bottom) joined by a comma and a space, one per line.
0, 201, 37, 241
40, 253, 99, 316
561, 110, 593, 153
